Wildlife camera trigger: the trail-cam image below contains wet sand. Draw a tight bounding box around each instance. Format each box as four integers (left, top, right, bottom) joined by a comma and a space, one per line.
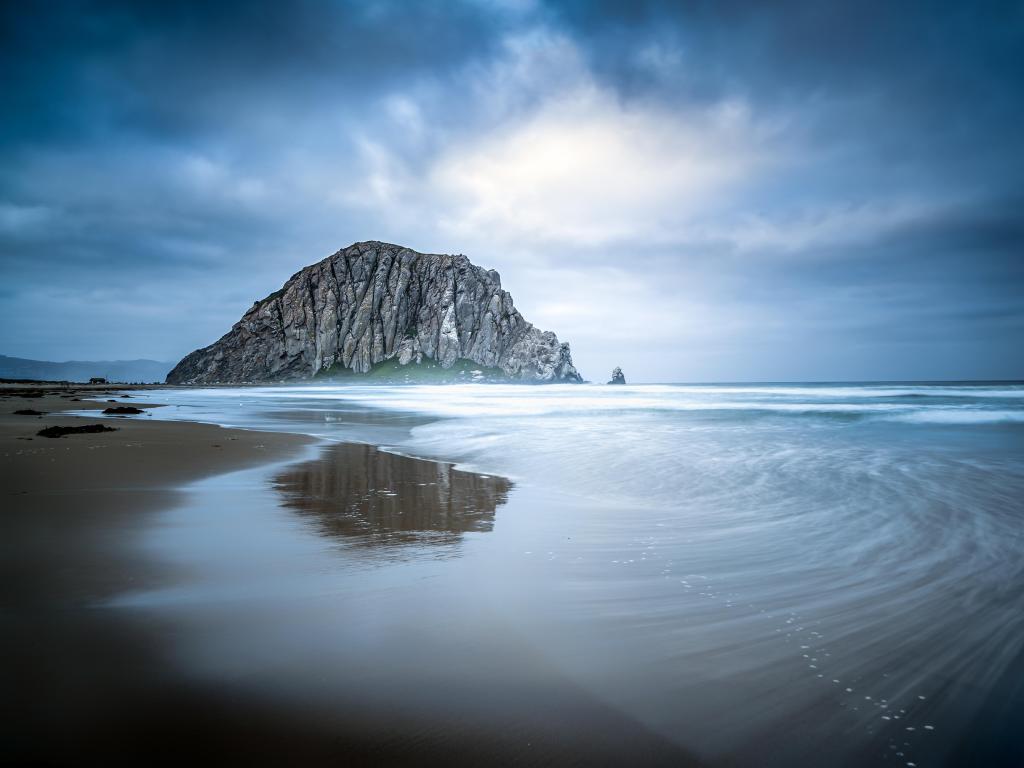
14, 381, 1021, 766
274, 442, 511, 546
1, 386, 698, 766
0, 386, 346, 765
0, 385, 311, 606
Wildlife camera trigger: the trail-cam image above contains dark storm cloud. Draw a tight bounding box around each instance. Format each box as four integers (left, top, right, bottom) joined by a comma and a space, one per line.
0, 0, 504, 144
554, 0, 1024, 188
0, 1, 525, 361
0, 0, 1021, 379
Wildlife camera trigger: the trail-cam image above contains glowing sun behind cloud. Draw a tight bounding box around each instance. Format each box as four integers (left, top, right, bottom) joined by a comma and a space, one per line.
433, 87, 769, 246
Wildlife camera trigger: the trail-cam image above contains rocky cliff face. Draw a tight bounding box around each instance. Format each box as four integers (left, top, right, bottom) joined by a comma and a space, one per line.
167, 241, 582, 384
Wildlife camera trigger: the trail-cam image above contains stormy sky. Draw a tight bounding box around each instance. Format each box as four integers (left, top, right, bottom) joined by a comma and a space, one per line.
1, 0, 1022, 382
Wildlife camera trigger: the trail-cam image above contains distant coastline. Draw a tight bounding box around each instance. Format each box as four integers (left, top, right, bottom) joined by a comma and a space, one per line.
0, 354, 173, 384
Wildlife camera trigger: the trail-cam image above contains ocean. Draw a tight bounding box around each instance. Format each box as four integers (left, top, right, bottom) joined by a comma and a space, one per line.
120, 382, 1024, 766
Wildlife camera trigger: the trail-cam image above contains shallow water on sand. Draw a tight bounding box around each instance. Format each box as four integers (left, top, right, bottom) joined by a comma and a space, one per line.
122, 382, 1024, 765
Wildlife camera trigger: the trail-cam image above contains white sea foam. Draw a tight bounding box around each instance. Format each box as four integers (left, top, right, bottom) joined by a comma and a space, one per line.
884, 409, 1024, 424
143, 381, 1024, 511
194, 382, 1020, 422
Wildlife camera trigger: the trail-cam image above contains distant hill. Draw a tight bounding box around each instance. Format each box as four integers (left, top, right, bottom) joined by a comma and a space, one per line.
0, 355, 173, 383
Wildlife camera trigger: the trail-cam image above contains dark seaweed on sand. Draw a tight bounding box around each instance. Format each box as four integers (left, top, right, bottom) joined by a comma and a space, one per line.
37, 424, 118, 438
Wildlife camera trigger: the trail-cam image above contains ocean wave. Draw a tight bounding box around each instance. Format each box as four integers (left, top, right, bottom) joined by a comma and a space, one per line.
144, 384, 1024, 430
883, 409, 1024, 424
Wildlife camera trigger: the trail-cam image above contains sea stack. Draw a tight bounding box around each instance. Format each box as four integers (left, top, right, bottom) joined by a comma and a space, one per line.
608, 367, 626, 385
167, 241, 583, 384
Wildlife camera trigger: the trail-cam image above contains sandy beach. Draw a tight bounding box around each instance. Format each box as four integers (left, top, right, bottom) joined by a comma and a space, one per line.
0, 385, 346, 766
1, 384, 311, 603
3, 382, 1023, 766
1, 385, 698, 767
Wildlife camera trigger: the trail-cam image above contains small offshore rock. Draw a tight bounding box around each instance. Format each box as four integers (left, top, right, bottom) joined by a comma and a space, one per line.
14, 409, 46, 416
608, 366, 626, 385
103, 406, 145, 415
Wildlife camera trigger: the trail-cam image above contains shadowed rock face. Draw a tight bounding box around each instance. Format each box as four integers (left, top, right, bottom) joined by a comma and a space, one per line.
167, 241, 582, 383
272, 442, 511, 548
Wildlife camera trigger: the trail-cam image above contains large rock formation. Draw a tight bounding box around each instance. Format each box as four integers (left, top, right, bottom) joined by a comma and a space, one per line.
167, 241, 582, 384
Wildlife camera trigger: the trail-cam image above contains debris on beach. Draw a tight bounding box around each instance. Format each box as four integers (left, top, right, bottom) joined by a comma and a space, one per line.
37, 424, 118, 438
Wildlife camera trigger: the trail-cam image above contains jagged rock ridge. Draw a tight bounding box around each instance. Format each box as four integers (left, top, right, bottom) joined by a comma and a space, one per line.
167, 241, 582, 384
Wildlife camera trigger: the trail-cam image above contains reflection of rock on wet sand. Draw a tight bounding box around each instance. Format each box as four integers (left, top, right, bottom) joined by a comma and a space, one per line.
273, 442, 511, 547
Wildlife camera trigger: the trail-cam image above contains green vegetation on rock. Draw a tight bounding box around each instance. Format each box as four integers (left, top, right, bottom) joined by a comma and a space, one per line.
316, 358, 512, 384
